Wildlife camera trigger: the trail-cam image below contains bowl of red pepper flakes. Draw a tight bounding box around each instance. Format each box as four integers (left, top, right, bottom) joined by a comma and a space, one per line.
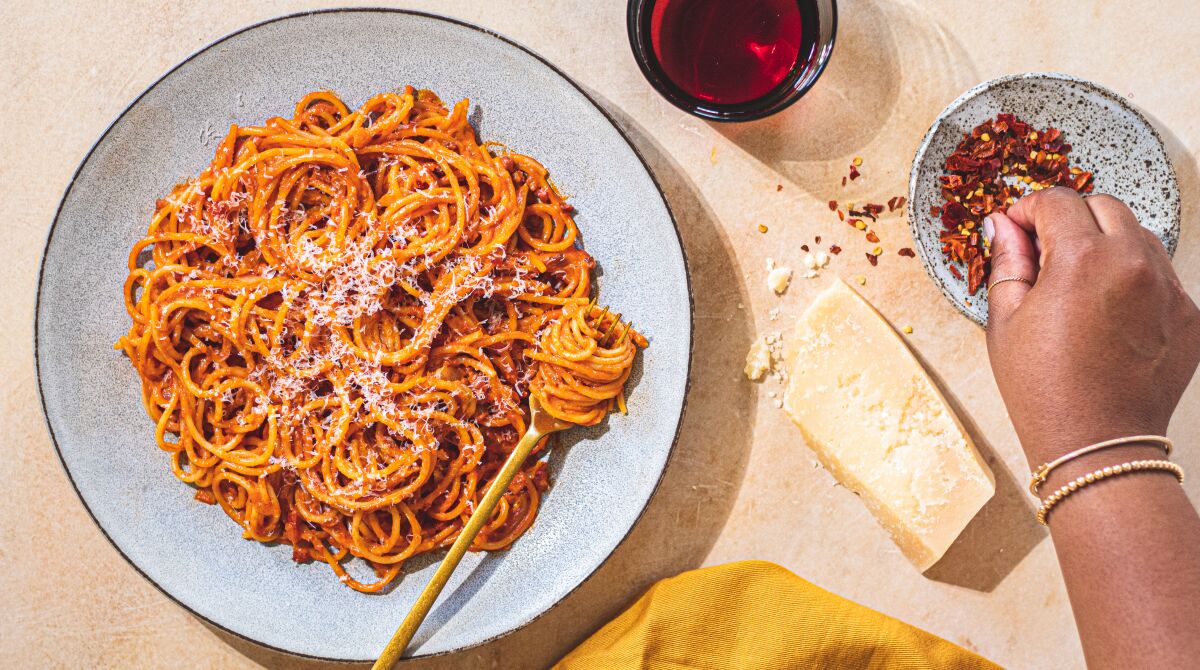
907, 72, 1181, 327
938, 113, 1096, 295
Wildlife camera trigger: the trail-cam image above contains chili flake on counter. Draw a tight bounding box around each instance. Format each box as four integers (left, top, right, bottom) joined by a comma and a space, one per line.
938, 113, 1094, 294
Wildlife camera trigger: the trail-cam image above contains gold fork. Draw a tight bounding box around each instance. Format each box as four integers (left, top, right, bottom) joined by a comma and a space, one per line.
372, 306, 630, 668
372, 396, 570, 669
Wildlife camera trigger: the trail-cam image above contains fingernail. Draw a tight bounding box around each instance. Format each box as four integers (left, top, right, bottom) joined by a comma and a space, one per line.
982, 216, 995, 241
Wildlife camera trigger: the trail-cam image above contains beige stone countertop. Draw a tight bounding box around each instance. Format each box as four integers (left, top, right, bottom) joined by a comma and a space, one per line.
3, 1, 1198, 668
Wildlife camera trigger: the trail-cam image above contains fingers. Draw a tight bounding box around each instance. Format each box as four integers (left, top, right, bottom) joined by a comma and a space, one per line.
1083, 194, 1143, 237
1005, 187, 1102, 250
985, 211, 1039, 326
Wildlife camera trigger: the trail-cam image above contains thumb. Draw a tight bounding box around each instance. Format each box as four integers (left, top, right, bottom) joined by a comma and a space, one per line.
985, 211, 1039, 327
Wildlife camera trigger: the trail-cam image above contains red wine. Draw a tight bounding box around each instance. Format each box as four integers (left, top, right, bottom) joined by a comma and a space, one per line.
649, 0, 817, 106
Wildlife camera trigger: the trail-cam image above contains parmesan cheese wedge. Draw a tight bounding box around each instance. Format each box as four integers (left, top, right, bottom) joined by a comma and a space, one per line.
782, 279, 995, 571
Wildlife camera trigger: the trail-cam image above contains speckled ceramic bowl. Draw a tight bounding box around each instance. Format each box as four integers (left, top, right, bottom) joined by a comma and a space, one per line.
908, 72, 1180, 327
35, 9, 691, 662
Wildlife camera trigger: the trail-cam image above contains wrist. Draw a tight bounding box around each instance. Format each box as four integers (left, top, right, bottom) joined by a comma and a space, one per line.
1034, 442, 1173, 496
1019, 418, 1168, 469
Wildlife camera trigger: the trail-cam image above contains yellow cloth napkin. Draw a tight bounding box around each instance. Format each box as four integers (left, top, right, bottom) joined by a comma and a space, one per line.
555, 561, 1001, 670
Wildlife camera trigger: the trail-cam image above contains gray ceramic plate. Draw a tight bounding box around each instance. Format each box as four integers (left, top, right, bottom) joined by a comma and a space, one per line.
36, 9, 691, 662
908, 72, 1180, 327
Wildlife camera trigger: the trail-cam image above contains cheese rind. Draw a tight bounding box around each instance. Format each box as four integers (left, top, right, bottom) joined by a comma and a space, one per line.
782, 279, 995, 571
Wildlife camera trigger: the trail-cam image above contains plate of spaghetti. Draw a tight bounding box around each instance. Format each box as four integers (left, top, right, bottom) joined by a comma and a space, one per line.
36, 9, 690, 662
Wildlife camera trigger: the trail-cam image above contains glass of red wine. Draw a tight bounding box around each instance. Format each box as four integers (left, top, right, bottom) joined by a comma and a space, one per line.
627, 0, 837, 122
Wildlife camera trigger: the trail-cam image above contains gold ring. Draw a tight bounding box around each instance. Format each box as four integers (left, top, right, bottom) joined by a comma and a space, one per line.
987, 276, 1033, 292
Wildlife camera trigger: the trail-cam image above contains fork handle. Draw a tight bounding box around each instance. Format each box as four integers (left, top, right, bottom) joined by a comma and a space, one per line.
372, 424, 547, 669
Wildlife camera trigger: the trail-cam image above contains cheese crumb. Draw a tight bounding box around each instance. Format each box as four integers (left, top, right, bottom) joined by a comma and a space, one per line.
743, 336, 772, 381
763, 330, 788, 384
800, 251, 831, 280
766, 262, 793, 294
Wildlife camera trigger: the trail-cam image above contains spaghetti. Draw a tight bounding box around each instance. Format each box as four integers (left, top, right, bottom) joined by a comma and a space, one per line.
116, 88, 645, 592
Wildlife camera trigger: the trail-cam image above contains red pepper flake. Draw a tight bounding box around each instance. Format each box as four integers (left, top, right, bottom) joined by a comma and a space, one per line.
948, 264, 963, 280
887, 196, 907, 212
895, 196, 906, 210
829, 244, 842, 255
849, 164, 861, 181
866, 252, 879, 267
934, 113, 1095, 294
967, 255, 986, 293
864, 203, 884, 216
837, 210, 845, 221
828, 200, 838, 211
841, 176, 848, 187
776, 184, 783, 191
814, 235, 822, 244
897, 247, 916, 258
865, 230, 880, 244
801, 244, 810, 252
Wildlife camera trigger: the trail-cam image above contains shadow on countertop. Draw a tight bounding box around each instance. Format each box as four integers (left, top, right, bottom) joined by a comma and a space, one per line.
1139, 109, 1200, 492
922, 383, 1046, 592
711, 0, 978, 196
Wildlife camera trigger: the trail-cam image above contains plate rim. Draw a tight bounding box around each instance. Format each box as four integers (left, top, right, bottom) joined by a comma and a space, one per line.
905, 70, 1181, 327
33, 7, 695, 662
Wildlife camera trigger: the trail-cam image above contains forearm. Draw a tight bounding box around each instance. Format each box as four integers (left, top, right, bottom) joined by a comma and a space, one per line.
1042, 444, 1200, 669
983, 188, 1200, 668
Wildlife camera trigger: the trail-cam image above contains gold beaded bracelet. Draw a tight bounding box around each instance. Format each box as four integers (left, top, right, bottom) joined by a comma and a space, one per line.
1036, 459, 1185, 526
1029, 435, 1173, 495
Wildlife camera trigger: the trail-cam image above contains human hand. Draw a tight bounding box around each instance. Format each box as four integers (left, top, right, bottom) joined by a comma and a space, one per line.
984, 187, 1200, 466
